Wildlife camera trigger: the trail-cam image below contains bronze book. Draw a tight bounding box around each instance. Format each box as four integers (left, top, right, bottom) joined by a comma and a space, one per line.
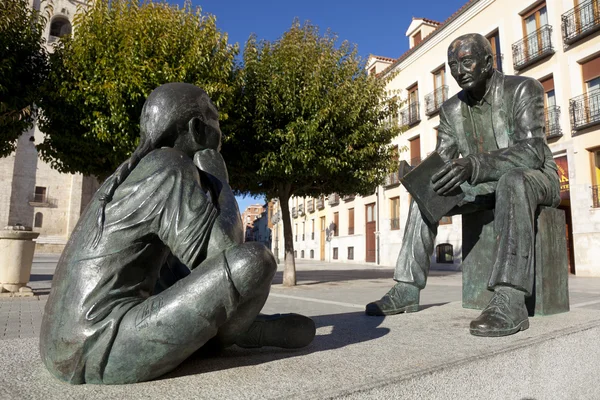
400, 152, 465, 225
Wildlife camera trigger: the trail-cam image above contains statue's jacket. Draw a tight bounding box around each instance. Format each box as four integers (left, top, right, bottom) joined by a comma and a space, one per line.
40, 148, 218, 384
437, 70, 559, 198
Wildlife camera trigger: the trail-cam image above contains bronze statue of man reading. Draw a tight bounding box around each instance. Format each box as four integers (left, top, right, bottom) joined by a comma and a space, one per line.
40, 83, 315, 384
366, 33, 560, 337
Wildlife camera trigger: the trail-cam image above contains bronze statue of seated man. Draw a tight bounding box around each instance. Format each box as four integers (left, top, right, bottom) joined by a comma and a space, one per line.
40, 83, 315, 384
366, 33, 560, 337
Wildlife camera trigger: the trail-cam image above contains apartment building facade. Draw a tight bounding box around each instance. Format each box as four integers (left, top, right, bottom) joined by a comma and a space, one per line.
0, 0, 99, 252
278, 0, 600, 277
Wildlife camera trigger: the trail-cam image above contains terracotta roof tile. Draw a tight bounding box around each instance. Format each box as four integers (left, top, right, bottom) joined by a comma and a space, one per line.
380, 0, 480, 77
370, 54, 397, 63
413, 17, 442, 25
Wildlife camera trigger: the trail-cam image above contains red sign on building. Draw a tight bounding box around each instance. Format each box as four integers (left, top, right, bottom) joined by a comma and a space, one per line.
555, 156, 569, 200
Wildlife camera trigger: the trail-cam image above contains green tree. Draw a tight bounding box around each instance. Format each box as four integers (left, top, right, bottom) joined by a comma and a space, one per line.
0, 0, 48, 157
223, 20, 402, 286
37, 0, 237, 179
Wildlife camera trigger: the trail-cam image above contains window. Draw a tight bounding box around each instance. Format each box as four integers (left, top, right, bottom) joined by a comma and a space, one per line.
432, 67, 446, 108
301, 250, 304, 259
295, 223, 298, 242
436, 244, 454, 263
310, 250, 314, 259
390, 197, 400, 230
487, 31, 503, 72
522, 3, 548, 59
34, 186, 47, 203
409, 136, 421, 167
333, 212, 339, 236
369, 66, 376, 75
311, 219, 315, 240
302, 221, 305, 241
348, 247, 354, 260
333, 247, 339, 260
348, 208, 355, 235
592, 149, 600, 207
408, 83, 419, 120
582, 56, 600, 126
49, 17, 72, 42
540, 75, 560, 137
34, 212, 43, 228
439, 216, 452, 225
294, 250, 297, 258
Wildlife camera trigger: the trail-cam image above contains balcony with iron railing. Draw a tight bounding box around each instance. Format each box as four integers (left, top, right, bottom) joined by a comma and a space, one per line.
307, 199, 314, 213
384, 170, 401, 187
28, 193, 56, 207
400, 102, 420, 127
569, 89, 600, 131
545, 105, 562, 139
316, 197, 325, 210
342, 194, 355, 202
424, 86, 449, 116
291, 207, 297, 218
298, 203, 305, 215
562, 0, 600, 45
593, 185, 600, 208
512, 25, 555, 71
390, 217, 400, 230
328, 193, 340, 206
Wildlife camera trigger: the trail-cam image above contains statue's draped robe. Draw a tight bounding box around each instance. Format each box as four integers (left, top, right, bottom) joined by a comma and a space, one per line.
40, 148, 218, 384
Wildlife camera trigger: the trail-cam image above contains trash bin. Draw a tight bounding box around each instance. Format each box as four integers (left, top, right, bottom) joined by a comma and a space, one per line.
0, 225, 40, 295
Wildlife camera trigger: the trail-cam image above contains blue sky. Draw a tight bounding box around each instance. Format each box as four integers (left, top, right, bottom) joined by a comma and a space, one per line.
190, 0, 469, 212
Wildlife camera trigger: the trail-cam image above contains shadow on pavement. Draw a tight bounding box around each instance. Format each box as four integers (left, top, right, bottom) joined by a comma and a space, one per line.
165, 311, 390, 379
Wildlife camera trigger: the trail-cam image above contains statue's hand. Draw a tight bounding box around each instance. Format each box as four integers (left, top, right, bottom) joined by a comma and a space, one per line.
432, 157, 473, 195
193, 149, 229, 184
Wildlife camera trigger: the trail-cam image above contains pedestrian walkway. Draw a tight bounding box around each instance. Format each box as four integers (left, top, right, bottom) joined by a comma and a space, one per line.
2, 255, 600, 341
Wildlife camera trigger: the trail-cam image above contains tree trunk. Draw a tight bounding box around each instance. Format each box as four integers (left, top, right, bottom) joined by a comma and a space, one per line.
278, 184, 296, 286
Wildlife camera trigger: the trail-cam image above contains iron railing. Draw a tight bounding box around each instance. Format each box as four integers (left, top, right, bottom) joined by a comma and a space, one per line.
328, 193, 340, 206
545, 105, 562, 138
390, 218, 400, 230
342, 194, 355, 202
593, 185, 600, 208
316, 197, 325, 210
400, 102, 420, 127
385, 171, 401, 187
424, 86, 449, 116
307, 199, 314, 213
512, 25, 555, 71
562, 0, 600, 45
291, 207, 297, 218
569, 89, 600, 131
298, 203, 304, 215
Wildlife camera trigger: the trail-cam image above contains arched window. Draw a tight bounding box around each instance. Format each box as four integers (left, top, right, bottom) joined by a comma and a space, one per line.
49, 17, 72, 43
34, 212, 43, 228
310, 250, 314, 259
436, 243, 453, 263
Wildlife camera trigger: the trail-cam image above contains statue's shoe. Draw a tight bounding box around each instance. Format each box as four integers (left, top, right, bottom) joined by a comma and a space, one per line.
365, 282, 420, 316
470, 287, 529, 337
235, 313, 316, 349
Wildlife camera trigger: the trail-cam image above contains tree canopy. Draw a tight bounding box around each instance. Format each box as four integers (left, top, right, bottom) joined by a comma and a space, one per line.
222, 20, 402, 285
37, 0, 237, 179
0, 0, 48, 157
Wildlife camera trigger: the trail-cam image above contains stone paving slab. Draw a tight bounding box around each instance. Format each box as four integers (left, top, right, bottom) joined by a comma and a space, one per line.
2, 302, 600, 400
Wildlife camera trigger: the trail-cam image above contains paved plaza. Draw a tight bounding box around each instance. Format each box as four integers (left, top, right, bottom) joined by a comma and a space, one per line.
2, 255, 600, 341
2, 255, 600, 399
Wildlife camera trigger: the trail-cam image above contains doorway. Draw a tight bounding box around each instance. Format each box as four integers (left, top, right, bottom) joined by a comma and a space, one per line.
365, 203, 376, 262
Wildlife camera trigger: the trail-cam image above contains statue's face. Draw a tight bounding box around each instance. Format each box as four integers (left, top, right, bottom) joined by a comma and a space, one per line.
448, 40, 490, 92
